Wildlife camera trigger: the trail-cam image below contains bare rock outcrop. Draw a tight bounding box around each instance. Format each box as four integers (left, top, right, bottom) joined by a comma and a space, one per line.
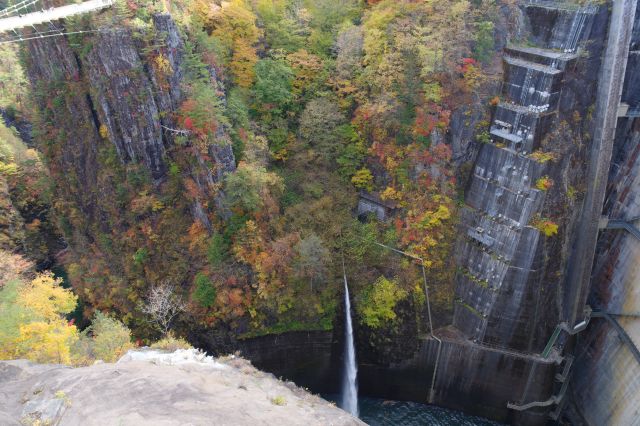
0, 349, 363, 426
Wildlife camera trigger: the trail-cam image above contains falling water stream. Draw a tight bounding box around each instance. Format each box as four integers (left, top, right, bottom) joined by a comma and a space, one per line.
341, 271, 359, 417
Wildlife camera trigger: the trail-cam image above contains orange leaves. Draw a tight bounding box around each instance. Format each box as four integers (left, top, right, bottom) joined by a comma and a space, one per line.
199, 0, 261, 88
229, 40, 259, 88
535, 176, 554, 191
187, 221, 209, 253
179, 98, 218, 141
217, 287, 248, 318
183, 178, 203, 202
232, 220, 264, 265
228, 288, 244, 306
286, 50, 323, 97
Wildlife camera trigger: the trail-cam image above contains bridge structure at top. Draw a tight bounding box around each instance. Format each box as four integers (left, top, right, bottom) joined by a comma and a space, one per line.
0, 0, 114, 42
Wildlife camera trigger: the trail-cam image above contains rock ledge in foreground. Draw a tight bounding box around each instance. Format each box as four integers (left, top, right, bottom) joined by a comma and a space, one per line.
0, 349, 364, 426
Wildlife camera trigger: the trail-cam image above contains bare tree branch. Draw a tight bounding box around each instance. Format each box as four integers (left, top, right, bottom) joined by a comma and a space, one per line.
141, 282, 186, 336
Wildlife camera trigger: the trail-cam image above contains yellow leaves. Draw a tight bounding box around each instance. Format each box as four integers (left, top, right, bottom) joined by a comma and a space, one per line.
380, 186, 401, 201
271, 147, 288, 162
0, 161, 18, 176
154, 53, 173, 75
99, 124, 108, 139
535, 176, 554, 191
423, 82, 442, 103
419, 204, 451, 229
532, 217, 559, 237
286, 50, 323, 97
201, 0, 261, 88
363, 5, 397, 66
529, 150, 558, 163
462, 63, 483, 92
351, 168, 374, 192
357, 275, 408, 328
230, 40, 259, 88
449, 0, 471, 19
18, 273, 77, 321
131, 191, 162, 215
232, 219, 264, 264
1, 273, 79, 364
16, 320, 78, 364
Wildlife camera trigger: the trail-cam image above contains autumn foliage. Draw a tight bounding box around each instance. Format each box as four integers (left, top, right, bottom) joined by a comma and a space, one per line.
14, 0, 500, 344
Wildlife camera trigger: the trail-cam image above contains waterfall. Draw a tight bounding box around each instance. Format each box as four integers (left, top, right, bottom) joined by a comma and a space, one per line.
341, 274, 359, 417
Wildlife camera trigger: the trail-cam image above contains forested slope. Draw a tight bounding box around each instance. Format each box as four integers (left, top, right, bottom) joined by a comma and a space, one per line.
2, 0, 506, 345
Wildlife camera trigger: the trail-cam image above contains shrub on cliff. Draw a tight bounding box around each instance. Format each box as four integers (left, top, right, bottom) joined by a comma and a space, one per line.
531, 216, 559, 237
357, 276, 408, 328
84, 311, 133, 363
150, 335, 193, 351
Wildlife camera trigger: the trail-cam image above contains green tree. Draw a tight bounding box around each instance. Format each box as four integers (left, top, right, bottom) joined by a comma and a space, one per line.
294, 234, 330, 291
193, 272, 217, 308
473, 21, 494, 63
252, 59, 294, 113
299, 98, 347, 161
87, 311, 133, 362
207, 233, 229, 266
255, 0, 308, 52
224, 162, 284, 213
357, 276, 407, 328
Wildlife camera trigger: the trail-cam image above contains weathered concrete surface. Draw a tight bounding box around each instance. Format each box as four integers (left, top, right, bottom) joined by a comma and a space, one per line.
566, 119, 640, 425
355, 332, 558, 425
563, 0, 638, 326
0, 349, 363, 426
436, 1, 610, 423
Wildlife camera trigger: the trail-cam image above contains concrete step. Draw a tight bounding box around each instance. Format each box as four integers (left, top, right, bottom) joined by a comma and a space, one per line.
523, 1, 598, 14
496, 101, 555, 117
504, 55, 563, 75
490, 127, 525, 148
491, 102, 556, 152
505, 44, 578, 69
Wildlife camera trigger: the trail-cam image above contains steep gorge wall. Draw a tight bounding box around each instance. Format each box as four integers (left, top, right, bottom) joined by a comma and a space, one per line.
22, 13, 235, 321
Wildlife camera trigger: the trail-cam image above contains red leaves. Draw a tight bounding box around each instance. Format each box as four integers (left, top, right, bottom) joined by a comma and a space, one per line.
431, 142, 452, 162
179, 98, 219, 141
460, 57, 478, 73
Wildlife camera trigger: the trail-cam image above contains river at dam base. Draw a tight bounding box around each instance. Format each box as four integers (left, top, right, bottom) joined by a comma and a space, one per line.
326, 395, 502, 425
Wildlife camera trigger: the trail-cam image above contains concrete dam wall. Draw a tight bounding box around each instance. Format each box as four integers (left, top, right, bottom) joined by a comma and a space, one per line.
567, 4, 640, 423
397, 1, 636, 424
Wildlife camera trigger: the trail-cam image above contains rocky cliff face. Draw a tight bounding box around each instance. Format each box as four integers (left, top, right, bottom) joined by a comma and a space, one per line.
22, 13, 235, 319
